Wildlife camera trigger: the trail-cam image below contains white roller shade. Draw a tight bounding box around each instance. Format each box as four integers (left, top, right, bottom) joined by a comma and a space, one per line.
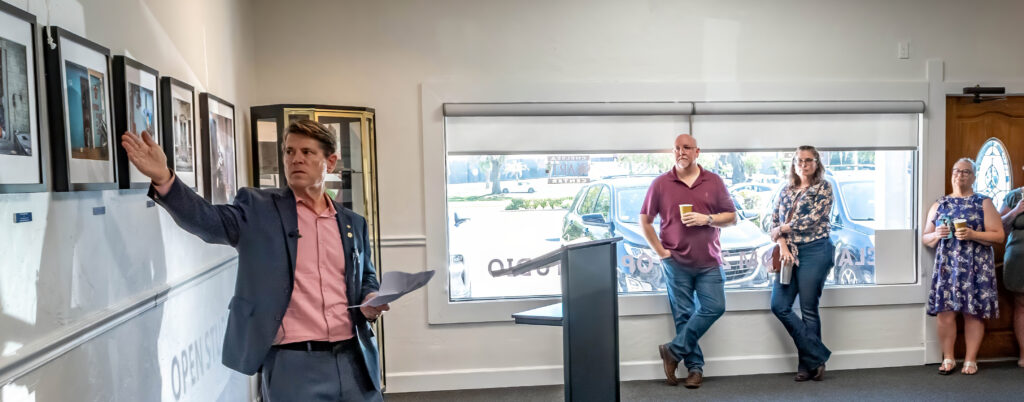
694, 101, 924, 115
444, 102, 694, 117
692, 113, 920, 150
445, 115, 688, 154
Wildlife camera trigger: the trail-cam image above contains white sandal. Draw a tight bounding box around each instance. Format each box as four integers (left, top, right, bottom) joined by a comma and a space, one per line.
961, 361, 978, 375
938, 358, 956, 375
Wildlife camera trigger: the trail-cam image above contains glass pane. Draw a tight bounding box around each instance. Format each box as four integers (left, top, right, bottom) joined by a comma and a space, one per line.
256, 119, 279, 188
974, 138, 1013, 209
318, 115, 364, 211
446, 150, 916, 301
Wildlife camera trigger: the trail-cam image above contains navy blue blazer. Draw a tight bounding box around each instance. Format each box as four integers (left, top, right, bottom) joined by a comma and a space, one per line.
149, 176, 381, 389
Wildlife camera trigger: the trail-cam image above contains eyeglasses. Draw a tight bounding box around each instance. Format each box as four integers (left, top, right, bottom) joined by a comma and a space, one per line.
794, 158, 817, 165
951, 168, 974, 176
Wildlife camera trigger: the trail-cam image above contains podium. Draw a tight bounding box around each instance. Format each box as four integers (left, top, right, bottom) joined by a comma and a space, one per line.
505, 238, 621, 402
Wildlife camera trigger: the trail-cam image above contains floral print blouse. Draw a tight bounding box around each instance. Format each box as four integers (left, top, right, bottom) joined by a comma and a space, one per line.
770, 180, 834, 259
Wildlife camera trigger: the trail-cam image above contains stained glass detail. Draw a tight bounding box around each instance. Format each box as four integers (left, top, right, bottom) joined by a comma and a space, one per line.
974, 138, 1012, 209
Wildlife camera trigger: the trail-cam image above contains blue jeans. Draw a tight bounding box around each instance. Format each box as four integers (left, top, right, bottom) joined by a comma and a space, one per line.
770, 237, 834, 372
662, 259, 726, 373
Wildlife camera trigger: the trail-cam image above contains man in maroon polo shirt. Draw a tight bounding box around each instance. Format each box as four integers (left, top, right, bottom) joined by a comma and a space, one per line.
640, 134, 736, 389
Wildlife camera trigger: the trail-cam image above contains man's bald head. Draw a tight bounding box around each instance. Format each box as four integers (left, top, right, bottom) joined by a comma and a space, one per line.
672, 134, 700, 171
675, 134, 697, 148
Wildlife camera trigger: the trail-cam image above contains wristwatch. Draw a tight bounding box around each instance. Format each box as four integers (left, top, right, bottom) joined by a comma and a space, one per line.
705, 214, 714, 226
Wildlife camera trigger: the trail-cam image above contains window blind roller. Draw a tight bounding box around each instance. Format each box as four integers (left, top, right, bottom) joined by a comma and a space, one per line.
444, 101, 923, 153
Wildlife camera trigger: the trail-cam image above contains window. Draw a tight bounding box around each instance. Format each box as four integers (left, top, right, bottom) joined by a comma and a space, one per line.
444, 109, 920, 302
974, 138, 1012, 209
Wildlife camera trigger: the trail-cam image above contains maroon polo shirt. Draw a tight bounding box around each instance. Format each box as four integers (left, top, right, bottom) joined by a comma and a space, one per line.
639, 165, 735, 269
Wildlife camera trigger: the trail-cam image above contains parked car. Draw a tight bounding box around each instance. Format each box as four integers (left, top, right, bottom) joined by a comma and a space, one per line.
759, 171, 876, 285
561, 176, 772, 292
501, 180, 536, 193
729, 182, 776, 217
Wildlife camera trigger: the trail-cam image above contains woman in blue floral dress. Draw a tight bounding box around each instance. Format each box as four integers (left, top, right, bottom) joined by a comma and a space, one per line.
923, 158, 1004, 375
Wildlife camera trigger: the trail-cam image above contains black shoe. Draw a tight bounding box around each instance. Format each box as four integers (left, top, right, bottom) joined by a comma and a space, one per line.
794, 370, 811, 382
811, 364, 826, 381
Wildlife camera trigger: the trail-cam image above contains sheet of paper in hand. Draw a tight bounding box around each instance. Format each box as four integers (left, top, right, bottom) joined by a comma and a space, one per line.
350, 270, 436, 308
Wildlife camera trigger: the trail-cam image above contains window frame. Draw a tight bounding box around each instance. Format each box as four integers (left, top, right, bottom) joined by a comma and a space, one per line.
423, 81, 934, 324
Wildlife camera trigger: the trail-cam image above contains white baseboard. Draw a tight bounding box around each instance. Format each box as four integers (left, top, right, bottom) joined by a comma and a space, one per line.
384, 347, 927, 394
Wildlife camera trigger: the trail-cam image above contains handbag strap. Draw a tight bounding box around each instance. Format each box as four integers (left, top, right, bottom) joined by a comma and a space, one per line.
784, 188, 807, 224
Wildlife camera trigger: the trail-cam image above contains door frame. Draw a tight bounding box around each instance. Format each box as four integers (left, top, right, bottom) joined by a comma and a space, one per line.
927, 58, 1024, 363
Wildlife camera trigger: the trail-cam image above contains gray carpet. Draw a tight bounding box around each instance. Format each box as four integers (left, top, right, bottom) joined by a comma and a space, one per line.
384, 361, 1024, 401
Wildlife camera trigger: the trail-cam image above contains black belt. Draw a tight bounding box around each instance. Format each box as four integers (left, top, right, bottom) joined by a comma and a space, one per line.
273, 337, 358, 354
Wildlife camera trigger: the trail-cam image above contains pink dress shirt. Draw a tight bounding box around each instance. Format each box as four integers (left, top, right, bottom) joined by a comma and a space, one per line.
274, 194, 354, 343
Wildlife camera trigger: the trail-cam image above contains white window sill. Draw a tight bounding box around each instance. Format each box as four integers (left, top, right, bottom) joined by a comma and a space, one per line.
426, 282, 928, 324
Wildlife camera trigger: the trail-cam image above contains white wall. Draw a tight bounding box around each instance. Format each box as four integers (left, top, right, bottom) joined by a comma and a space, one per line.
245, 0, 1024, 394
0, 0, 256, 400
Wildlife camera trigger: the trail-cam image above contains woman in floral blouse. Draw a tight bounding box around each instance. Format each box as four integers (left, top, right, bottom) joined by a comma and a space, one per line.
923, 158, 1003, 375
768, 145, 835, 382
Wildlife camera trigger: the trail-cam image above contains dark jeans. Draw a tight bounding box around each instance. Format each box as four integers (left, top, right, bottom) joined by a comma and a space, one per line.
770, 237, 834, 372
662, 258, 727, 373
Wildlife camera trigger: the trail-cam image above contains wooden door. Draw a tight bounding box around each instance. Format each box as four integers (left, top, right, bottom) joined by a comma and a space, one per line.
946, 96, 1024, 359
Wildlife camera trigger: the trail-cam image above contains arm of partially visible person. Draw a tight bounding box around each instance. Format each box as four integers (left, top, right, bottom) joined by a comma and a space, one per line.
922, 202, 948, 248
957, 198, 1005, 246
999, 193, 1023, 234
785, 183, 834, 236
357, 215, 388, 321
640, 214, 672, 259
122, 130, 245, 246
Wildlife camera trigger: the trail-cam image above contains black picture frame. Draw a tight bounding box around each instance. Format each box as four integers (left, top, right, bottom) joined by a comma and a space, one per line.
112, 55, 160, 189
43, 26, 117, 192
160, 76, 199, 192
0, 2, 45, 193
199, 93, 237, 204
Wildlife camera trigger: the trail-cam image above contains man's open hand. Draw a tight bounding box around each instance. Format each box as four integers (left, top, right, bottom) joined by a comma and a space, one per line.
121, 130, 171, 185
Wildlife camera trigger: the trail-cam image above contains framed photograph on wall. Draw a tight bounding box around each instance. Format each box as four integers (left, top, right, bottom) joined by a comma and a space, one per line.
199, 93, 236, 204
160, 77, 199, 192
112, 56, 159, 189
0, 2, 44, 193
43, 27, 116, 191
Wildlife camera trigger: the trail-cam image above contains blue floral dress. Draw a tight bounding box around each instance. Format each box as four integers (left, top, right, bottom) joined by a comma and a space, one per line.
927, 194, 999, 319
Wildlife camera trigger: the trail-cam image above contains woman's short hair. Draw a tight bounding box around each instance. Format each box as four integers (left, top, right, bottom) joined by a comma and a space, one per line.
790, 145, 825, 187
283, 119, 336, 156
954, 157, 977, 173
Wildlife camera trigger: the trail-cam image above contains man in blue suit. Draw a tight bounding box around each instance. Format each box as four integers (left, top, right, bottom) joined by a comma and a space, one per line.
122, 120, 388, 401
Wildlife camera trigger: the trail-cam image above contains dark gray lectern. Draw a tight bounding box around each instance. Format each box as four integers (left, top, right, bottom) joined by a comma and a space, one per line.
504, 238, 621, 402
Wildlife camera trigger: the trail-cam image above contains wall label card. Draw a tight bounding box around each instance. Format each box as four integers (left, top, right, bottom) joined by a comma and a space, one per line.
13, 212, 31, 223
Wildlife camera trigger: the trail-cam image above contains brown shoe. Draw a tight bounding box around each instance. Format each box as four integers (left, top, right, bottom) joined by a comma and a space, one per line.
811, 364, 826, 381
794, 370, 811, 382
684, 371, 703, 389
658, 344, 679, 386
